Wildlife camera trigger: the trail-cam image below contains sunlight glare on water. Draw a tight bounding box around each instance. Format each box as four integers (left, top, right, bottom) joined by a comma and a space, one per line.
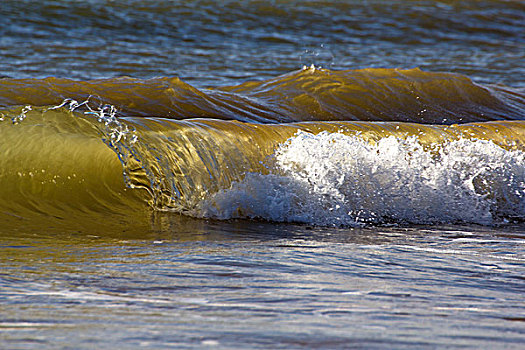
1, 219, 524, 349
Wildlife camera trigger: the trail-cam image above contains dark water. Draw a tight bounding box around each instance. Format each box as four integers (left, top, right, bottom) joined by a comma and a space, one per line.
1, 0, 525, 349
1, 0, 524, 88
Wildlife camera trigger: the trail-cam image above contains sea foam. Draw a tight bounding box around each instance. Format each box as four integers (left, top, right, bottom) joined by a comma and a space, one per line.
200, 131, 525, 226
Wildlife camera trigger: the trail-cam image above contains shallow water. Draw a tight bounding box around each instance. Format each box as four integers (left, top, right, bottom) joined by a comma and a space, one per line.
1, 218, 525, 349
1, 0, 525, 349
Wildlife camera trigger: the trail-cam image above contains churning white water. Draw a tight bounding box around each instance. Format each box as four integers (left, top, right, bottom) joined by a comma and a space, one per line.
201, 131, 525, 226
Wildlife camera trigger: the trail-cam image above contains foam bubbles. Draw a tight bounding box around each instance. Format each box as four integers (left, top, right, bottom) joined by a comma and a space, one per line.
200, 131, 525, 226
9, 105, 32, 124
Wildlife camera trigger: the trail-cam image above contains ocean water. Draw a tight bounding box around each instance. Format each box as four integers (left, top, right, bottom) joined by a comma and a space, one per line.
1, 0, 524, 348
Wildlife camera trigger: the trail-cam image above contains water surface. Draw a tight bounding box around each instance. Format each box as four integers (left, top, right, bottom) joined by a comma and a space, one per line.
1, 0, 524, 348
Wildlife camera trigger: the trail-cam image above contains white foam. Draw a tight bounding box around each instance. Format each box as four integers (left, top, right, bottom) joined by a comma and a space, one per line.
199, 131, 525, 226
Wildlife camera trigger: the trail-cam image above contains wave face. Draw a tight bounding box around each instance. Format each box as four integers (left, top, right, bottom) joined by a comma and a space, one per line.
1, 68, 525, 227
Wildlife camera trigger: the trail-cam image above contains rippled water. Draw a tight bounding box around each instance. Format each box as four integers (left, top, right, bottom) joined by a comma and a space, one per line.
2, 218, 525, 349
1, 0, 524, 349
1, 0, 524, 88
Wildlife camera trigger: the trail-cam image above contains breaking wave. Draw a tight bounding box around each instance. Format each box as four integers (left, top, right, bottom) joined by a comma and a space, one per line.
1, 68, 524, 227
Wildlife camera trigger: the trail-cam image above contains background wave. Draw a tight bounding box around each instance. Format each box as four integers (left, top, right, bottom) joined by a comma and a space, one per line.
1, 68, 524, 124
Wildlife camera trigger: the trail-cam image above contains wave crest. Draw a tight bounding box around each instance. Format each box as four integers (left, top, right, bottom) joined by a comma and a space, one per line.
1, 68, 523, 124
200, 131, 525, 226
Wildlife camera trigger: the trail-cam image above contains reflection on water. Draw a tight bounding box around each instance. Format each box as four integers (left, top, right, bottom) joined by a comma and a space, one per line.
1, 214, 524, 349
